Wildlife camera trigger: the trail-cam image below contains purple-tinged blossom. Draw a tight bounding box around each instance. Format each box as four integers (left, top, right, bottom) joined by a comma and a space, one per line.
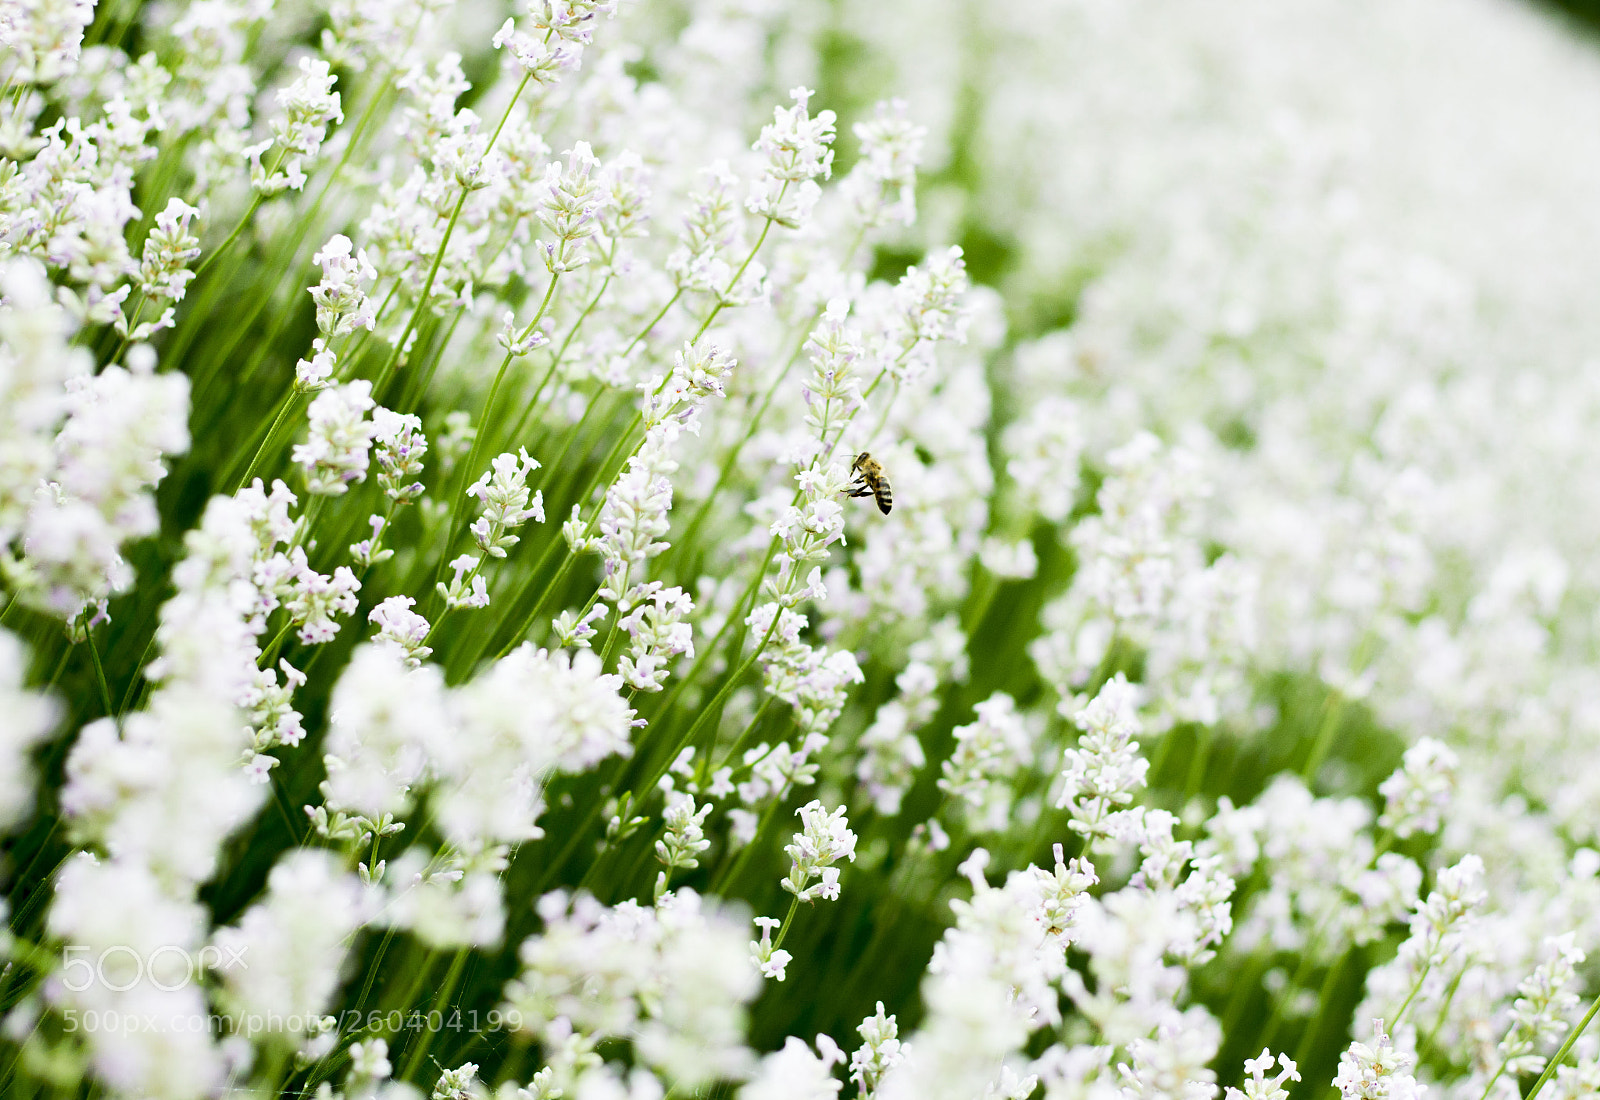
782, 799, 857, 903
498, 308, 551, 356
618, 582, 694, 692
552, 601, 609, 649
275, 547, 361, 645
309, 233, 377, 337
468, 448, 544, 559
493, 0, 619, 85
242, 657, 308, 760
667, 161, 744, 295
294, 380, 377, 496
294, 339, 338, 393
368, 595, 433, 668
372, 408, 428, 503
751, 915, 792, 982
245, 57, 343, 196
1333, 1020, 1422, 1100
536, 142, 606, 273
640, 343, 735, 433
438, 553, 489, 611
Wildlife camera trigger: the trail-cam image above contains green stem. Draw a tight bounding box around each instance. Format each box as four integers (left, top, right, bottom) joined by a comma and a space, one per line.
1300, 687, 1346, 785
397, 948, 471, 1083
194, 193, 265, 281
1289, 944, 1351, 1072
650, 612, 783, 797
1524, 987, 1600, 1100
375, 71, 534, 399
689, 203, 784, 346
80, 614, 114, 721
770, 894, 803, 952
230, 389, 302, 493
432, 273, 562, 601
711, 790, 787, 894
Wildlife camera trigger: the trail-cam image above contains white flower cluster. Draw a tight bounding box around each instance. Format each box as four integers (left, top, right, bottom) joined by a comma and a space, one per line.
245, 56, 343, 195
856, 621, 967, 815
1, 262, 188, 631
7, 3, 1600, 1100
938, 692, 1035, 834
502, 887, 758, 1091
780, 800, 858, 904
326, 642, 636, 857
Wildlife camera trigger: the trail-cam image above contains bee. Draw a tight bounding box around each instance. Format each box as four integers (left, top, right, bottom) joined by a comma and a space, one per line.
844, 452, 893, 515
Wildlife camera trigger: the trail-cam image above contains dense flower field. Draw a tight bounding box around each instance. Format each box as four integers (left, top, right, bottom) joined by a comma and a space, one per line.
5, 1, 1600, 1098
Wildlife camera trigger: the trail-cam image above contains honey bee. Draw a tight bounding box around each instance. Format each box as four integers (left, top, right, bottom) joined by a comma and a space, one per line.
844, 452, 893, 515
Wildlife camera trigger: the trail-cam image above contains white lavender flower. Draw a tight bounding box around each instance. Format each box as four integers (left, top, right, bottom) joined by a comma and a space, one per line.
746, 87, 837, 230
656, 792, 712, 875
667, 161, 745, 295
939, 692, 1034, 833
1494, 932, 1586, 1077
125, 198, 201, 339
1333, 1020, 1422, 1100
504, 888, 757, 1088
1057, 673, 1149, 848
211, 850, 373, 1036
294, 380, 377, 496
781, 800, 858, 903
309, 233, 378, 337
850, 1002, 906, 1100
537, 142, 607, 273
839, 99, 926, 231
750, 915, 793, 983
468, 448, 545, 558
1377, 737, 1459, 839
245, 57, 343, 195
492, 0, 619, 86
1224, 1050, 1300, 1100
0, 628, 58, 829
368, 595, 433, 667
619, 583, 695, 692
